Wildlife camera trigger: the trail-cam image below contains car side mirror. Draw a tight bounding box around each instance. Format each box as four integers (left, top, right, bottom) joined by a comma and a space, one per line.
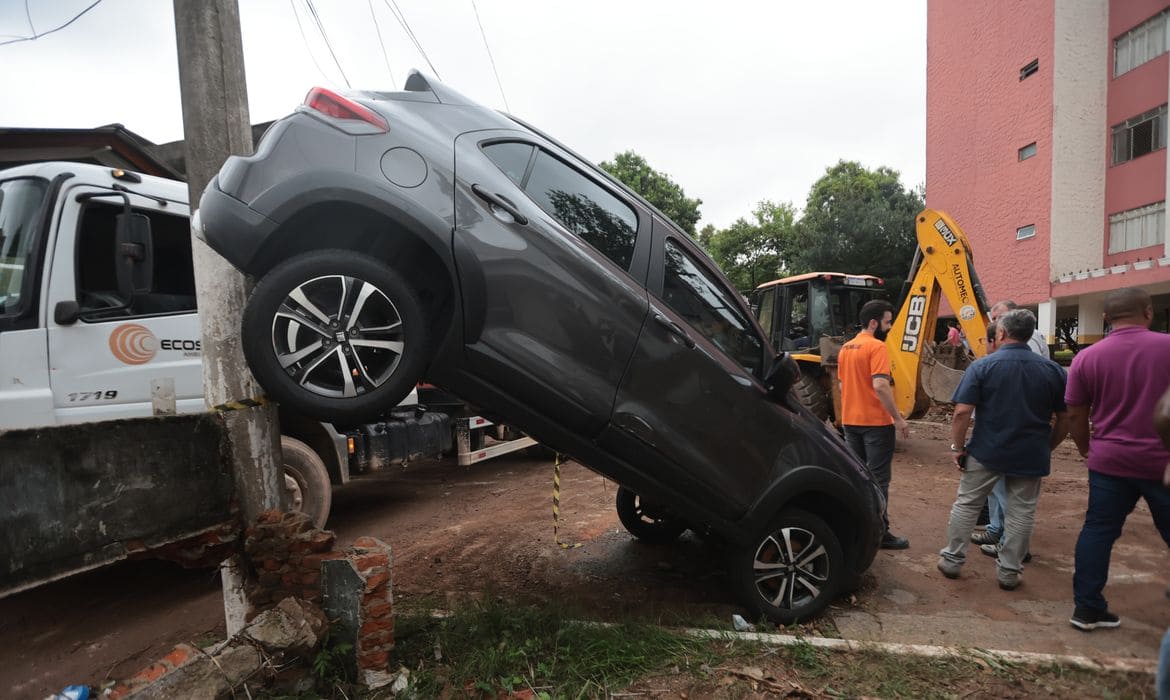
764, 352, 800, 400
115, 212, 154, 299
54, 300, 80, 325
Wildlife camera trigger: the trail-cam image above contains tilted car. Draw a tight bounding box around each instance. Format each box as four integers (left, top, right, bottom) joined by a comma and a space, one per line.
196, 71, 884, 623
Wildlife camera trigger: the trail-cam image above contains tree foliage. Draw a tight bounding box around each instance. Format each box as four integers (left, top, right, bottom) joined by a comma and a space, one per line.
699, 200, 796, 292
600, 150, 702, 235
787, 160, 924, 293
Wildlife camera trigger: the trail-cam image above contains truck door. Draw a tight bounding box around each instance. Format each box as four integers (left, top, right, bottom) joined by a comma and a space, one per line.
600, 219, 804, 521
44, 187, 201, 424
452, 130, 650, 436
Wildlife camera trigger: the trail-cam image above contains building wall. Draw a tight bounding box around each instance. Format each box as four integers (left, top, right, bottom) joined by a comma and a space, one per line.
1051, 0, 1110, 281
927, 1, 1055, 306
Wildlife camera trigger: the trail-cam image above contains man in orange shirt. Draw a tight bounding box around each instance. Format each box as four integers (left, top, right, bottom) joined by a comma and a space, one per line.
839, 299, 912, 549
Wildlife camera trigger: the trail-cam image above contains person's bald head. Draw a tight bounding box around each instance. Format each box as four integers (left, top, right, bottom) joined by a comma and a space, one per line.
1103, 287, 1153, 328
990, 300, 1018, 322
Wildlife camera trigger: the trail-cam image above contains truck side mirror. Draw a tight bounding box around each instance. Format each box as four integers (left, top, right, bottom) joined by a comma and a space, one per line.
764, 352, 800, 401
115, 212, 154, 299
54, 300, 80, 325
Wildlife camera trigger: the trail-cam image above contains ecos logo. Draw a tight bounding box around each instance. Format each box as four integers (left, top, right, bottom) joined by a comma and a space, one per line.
109, 323, 158, 365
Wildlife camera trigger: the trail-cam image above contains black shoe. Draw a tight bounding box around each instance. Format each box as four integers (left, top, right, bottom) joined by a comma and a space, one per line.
880, 533, 909, 550
1069, 606, 1121, 631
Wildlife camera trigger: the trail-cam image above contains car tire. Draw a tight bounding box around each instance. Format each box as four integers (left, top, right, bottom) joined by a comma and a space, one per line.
281, 436, 332, 528
731, 508, 843, 625
792, 368, 829, 421
616, 486, 687, 544
242, 250, 429, 423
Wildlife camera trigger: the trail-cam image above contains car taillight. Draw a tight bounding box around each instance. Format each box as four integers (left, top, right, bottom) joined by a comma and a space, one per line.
303, 87, 389, 132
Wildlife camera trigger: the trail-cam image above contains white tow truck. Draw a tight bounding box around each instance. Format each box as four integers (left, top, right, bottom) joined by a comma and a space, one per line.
0, 161, 534, 529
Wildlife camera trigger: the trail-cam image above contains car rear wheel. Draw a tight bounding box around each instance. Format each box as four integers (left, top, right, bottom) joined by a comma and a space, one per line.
616, 486, 687, 544
243, 250, 429, 423
731, 509, 843, 624
281, 436, 332, 528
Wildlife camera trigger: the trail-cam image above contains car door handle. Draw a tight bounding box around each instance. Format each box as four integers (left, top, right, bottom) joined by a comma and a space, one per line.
654, 314, 695, 349
471, 184, 528, 225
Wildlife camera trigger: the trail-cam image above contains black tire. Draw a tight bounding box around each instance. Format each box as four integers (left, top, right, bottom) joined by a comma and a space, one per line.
792, 368, 829, 421
281, 436, 332, 528
731, 509, 844, 625
616, 486, 687, 544
242, 250, 429, 423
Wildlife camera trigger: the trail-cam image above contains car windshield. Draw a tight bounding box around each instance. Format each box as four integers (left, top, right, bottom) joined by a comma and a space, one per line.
0, 178, 48, 315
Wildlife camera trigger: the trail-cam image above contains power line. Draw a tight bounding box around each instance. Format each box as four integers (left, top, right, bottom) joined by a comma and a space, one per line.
24, 0, 34, 35
382, 0, 440, 79
289, 0, 335, 86
304, 0, 350, 88
368, 0, 397, 89
470, 0, 509, 112
0, 0, 102, 48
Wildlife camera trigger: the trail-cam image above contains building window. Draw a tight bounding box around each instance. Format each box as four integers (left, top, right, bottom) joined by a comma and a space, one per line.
1019, 59, 1039, 80
1016, 224, 1036, 241
1115, 9, 1169, 76
1112, 104, 1168, 165
1018, 142, 1037, 161
1109, 201, 1166, 254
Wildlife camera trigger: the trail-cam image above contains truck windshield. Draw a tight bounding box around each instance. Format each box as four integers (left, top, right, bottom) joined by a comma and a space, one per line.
0, 178, 49, 315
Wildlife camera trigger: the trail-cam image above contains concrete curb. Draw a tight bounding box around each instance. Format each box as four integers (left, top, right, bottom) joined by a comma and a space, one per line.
682, 627, 1157, 675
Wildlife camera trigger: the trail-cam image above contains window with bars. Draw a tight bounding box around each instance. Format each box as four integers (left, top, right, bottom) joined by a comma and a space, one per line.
1112, 104, 1167, 165
1108, 201, 1166, 254
1114, 9, 1169, 76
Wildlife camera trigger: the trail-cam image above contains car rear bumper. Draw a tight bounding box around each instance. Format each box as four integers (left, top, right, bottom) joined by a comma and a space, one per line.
196, 176, 278, 274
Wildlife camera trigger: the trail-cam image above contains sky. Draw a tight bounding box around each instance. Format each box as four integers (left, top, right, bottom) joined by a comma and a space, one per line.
0, 0, 926, 230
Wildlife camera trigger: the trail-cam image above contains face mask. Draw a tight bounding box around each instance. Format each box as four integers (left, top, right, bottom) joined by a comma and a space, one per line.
873, 328, 889, 342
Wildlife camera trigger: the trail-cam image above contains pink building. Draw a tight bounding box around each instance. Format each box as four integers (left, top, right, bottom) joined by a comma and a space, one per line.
928, 0, 1170, 342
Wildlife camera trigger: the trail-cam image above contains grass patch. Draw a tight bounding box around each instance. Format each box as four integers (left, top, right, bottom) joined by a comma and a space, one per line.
391, 599, 727, 697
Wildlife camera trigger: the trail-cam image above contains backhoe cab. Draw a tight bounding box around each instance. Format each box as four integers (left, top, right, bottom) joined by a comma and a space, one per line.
751, 209, 991, 422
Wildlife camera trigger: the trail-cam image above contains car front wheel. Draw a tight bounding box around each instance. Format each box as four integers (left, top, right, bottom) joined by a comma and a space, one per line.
731, 509, 843, 625
242, 250, 429, 423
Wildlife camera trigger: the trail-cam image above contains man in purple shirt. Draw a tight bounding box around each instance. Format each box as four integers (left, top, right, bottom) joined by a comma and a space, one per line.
1066, 287, 1170, 631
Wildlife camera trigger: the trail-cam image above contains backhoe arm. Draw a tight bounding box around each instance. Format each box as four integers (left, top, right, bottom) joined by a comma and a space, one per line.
886, 209, 990, 418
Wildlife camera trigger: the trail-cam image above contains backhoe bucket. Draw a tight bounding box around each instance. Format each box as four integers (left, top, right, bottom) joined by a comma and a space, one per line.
920, 343, 971, 406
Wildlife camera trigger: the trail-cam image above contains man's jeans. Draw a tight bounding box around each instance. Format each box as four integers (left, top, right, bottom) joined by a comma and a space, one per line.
940, 456, 1041, 577
844, 424, 895, 532
985, 479, 1007, 538
1073, 470, 1170, 611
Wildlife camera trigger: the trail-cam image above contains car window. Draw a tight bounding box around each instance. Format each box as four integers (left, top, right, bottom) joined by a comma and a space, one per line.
482, 142, 534, 186
75, 201, 197, 319
0, 177, 48, 317
662, 239, 763, 374
524, 150, 638, 270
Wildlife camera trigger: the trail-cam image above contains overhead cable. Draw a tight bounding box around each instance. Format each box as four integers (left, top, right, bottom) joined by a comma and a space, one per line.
470, 0, 509, 112
305, 0, 351, 88
289, 0, 335, 86
0, 0, 102, 48
382, 0, 441, 79
368, 0, 398, 88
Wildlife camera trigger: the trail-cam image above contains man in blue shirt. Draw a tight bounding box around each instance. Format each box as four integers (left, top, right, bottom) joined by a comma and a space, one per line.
937, 309, 1069, 590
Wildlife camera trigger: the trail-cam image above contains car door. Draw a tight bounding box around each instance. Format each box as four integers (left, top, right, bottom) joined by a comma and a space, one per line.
452, 130, 650, 436
45, 186, 202, 424
600, 218, 808, 521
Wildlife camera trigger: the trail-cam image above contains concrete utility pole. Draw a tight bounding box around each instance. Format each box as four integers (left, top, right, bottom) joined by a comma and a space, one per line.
172, 0, 284, 633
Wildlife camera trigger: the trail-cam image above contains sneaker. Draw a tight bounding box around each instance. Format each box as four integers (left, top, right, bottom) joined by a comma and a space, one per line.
880, 533, 910, 550
998, 572, 1021, 590
971, 529, 1001, 545
978, 542, 1032, 563
1069, 607, 1121, 631
937, 557, 961, 579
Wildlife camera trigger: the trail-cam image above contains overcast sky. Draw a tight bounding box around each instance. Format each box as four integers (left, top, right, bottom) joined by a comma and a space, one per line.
0, 0, 926, 229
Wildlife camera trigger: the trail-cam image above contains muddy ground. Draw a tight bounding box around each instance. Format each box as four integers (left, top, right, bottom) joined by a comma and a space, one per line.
2, 420, 1168, 698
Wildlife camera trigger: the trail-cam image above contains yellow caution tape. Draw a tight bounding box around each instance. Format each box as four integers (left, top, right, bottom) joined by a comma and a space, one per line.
552, 453, 582, 550
209, 396, 268, 413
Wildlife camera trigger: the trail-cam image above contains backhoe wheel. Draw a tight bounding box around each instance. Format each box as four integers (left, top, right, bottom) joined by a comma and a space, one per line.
731, 509, 844, 625
793, 368, 830, 421
616, 487, 687, 544
281, 436, 332, 528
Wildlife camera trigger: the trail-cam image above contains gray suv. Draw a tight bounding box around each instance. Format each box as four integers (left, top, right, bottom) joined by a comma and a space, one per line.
197, 71, 883, 623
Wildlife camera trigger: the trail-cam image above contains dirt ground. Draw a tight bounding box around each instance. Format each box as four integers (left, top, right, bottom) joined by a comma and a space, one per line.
2, 420, 1168, 698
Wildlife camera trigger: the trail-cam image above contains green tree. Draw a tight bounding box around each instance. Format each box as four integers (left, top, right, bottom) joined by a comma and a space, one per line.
789, 160, 924, 294
600, 150, 702, 235
701, 200, 797, 292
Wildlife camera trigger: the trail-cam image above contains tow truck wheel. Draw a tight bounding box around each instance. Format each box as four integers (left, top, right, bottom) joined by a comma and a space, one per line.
281, 436, 332, 528
792, 369, 829, 421
242, 250, 429, 424
731, 508, 843, 625
616, 486, 687, 544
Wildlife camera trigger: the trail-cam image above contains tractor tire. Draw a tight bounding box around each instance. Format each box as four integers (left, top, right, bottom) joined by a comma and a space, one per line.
793, 369, 830, 421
